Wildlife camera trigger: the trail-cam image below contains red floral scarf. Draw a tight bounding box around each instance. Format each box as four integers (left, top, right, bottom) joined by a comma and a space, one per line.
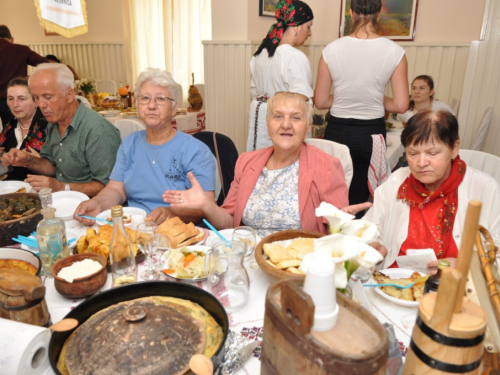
265, 0, 313, 45
398, 157, 466, 259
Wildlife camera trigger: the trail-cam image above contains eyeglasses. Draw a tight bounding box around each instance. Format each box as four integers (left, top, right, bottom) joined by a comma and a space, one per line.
275, 91, 309, 101
137, 95, 175, 106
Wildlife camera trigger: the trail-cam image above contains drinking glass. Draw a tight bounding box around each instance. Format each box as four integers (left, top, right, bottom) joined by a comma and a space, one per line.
151, 234, 170, 272
351, 265, 374, 283
136, 222, 159, 280
232, 226, 256, 260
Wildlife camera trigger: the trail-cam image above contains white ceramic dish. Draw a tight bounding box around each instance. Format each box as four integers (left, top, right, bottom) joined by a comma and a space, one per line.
100, 110, 120, 117
120, 112, 138, 118
0, 247, 42, 275
161, 245, 210, 282
386, 140, 393, 146
21, 229, 79, 254
205, 228, 262, 249
0, 181, 32, 194
96, 207, 147, 226
52, 191, 89, 220
371, 268, 421, 308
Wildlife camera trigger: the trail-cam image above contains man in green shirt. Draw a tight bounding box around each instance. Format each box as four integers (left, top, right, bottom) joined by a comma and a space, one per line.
0, 63, 121, 197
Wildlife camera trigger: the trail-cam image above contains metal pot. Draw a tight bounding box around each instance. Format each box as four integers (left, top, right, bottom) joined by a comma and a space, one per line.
49, 281, 229, 374
0, 193, 42, 246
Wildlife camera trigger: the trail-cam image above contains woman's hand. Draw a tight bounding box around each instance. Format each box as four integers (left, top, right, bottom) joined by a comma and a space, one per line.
368, 241, 387, 263
147, 207, 173, 224
426, 257, 457, 275
341, 202, 373, 216
162, 172, 209, 211
26, 146, 41, 158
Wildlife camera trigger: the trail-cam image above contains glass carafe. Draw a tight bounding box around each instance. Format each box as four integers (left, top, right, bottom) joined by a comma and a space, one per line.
205, 241, 249, 312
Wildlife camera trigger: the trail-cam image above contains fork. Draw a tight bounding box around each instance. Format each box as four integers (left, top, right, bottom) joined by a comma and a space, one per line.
363, 275, 429, 289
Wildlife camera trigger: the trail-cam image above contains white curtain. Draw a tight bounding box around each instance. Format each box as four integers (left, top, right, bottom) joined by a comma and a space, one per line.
122, 0, 211, 107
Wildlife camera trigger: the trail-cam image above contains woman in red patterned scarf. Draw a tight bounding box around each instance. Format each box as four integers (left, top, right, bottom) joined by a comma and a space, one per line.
247, 0, 314, 151
364, 110, 500, 271
0, 77, 47, 180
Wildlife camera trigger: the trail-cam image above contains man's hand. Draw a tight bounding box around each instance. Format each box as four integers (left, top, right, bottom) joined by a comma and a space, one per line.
147, 207, 173, 224
1, 148, 33, 167
25, 175, 64, 193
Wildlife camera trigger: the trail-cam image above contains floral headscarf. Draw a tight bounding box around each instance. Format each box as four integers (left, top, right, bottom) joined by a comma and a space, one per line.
266, 0, 314, 45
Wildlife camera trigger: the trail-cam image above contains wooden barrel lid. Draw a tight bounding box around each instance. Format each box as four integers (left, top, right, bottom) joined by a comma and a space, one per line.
65, 299, 207, 375
0, 269, 45, 301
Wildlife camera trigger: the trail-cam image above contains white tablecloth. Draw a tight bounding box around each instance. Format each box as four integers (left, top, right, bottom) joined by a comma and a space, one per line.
38, 220, 416, 374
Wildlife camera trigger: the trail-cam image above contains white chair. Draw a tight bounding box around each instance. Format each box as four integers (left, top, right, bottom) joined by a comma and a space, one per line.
75, 95, 92, 108
459, 149, 500, 186
96, 80, 117, 95
470, 108, 493, 151
450, 98, 460, 116
305, 138, 353, 187
114, 119, 145, 140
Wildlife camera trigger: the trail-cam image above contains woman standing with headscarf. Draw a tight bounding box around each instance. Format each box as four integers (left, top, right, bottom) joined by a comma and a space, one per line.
247, 0, 314, 151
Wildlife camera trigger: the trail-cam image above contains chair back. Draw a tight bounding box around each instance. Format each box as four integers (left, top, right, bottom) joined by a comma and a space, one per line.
96, 80, 117, 95
305, 138, 353, 187
471, 107, 493, 151
459, 149, 500, 185
76, 96, 92, 108
114, 119, 145, 140
192, 131, 239, 206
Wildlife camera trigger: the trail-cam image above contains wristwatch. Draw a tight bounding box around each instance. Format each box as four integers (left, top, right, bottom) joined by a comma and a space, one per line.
65, 183, 71, 191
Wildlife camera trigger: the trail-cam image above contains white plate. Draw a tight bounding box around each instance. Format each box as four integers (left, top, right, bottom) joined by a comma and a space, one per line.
96, 207, 147, 226
205, 229, 262, 249
52, 191, 89, 220
161, 245, 210, 282
0, 181, 32, 194
100, 110, 120, 117
371, 268, 421, 308
386, 140, 393, 146
120, 112, 138, 118
21, 229, 79, 254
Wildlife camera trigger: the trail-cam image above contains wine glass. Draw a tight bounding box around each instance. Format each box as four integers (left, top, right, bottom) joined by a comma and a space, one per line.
151, 234, 170, 272
232, 226, 256, 260
136, 222, 159, 280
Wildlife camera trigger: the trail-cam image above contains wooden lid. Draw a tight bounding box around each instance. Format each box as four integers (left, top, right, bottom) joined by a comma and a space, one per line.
0, 269, 45, 301
65, 298, 207, 375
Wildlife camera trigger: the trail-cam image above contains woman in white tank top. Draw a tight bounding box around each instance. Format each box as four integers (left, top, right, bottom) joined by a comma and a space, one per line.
314, 0, 409, 211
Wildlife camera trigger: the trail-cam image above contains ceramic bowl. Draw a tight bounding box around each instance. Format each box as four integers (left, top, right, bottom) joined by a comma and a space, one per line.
0, 247, 41, 275
51, 253, 107, 299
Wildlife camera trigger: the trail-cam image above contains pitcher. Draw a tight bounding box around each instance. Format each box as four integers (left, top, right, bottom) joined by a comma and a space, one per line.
205, 240, 250, 312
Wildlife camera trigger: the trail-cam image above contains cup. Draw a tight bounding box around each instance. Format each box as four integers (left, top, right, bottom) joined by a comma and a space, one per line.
351, 265, 374, 283
303, 252, 339, 331
232, 226, 256, 260
151, 234, 170, 272
205, 241, 249, 313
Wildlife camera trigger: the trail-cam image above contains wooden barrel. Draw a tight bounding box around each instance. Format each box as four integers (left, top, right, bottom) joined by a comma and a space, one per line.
403, 269, 487, 375
261, 278, 388, 375
0, 269, 50, 327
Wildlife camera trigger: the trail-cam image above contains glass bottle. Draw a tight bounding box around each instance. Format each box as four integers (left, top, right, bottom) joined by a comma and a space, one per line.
109, 205, 137, 286
424, 259, 451, 294
36, 188, 69, 277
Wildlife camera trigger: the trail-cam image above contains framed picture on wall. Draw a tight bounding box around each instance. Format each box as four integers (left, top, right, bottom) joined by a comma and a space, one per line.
340, 0, 419, 41
259, 0, 278, 17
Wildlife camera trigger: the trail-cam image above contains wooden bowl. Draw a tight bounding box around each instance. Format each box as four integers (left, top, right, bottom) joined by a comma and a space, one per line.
255, 229, 324, 280
51, 253, 107, 299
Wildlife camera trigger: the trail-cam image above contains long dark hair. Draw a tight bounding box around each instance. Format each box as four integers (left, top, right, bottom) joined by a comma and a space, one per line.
409, 75, 435, 111
350, 0, 381, 37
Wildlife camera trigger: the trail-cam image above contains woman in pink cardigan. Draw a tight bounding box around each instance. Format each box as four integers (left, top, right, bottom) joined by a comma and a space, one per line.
163, 92, 349, 237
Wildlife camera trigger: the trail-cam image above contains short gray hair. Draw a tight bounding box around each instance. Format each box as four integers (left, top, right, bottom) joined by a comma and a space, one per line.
134, 68, 180, 102
266, 92, 313, 124
29, 63, 74, 95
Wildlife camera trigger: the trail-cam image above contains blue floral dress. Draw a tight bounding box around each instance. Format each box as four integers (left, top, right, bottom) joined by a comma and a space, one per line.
242, 160, 302, 238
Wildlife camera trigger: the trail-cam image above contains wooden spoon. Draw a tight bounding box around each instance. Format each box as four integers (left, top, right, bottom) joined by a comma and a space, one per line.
49, 318, 78, 332
189, 354, 213, 375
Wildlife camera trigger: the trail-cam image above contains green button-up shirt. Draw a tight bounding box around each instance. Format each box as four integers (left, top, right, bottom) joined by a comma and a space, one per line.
40, 102, 121, 185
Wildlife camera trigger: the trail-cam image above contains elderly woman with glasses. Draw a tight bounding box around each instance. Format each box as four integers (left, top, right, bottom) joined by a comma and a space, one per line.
163, 92, 350, 237
74, 68, 216, 224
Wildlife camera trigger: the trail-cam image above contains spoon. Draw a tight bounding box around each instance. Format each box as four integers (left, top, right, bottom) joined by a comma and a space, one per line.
75, 214, 113, 225
189, 354, 213, 375
49, 318, 79, 332
364, 275, 429, 289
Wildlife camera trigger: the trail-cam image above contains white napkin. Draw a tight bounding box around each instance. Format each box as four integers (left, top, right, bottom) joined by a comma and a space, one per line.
396, 249, 437, 274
